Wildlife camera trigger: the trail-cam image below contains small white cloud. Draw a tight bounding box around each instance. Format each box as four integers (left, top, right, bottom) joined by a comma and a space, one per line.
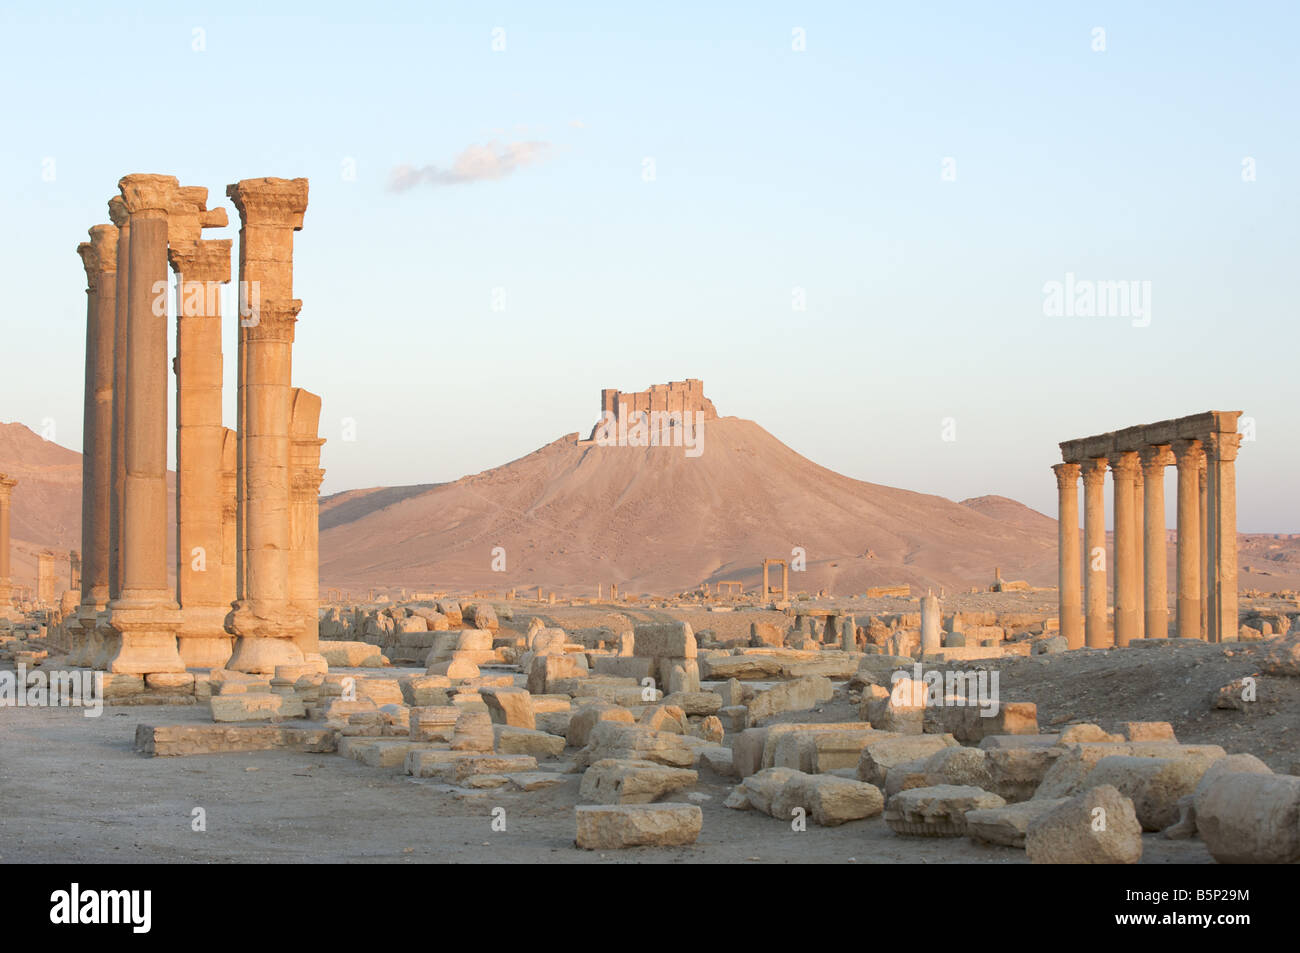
388, 141, 551, 191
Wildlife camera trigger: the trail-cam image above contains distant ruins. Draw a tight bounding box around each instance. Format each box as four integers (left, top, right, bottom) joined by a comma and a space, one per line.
64, 173, 323, 675
1055, 411, 1242, 648
598, 379, 717, 424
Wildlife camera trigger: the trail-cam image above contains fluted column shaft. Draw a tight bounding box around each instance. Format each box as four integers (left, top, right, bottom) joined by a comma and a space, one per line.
1053, 462, 1082, 649
224, 177, 310, 673
1081, 458, 1109, 648
1173, 439, 1204, 640
0, 475, 15, 611
1140, 445, 1174, 638
1109, 452, 1140, 647
171, 239, 234, 667
1205, 432, 1240, 642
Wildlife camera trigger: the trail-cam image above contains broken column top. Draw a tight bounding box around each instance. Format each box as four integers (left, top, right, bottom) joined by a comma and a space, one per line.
87, 225, 118, 272
107, 196, 128, 228
226, 177, 309, 229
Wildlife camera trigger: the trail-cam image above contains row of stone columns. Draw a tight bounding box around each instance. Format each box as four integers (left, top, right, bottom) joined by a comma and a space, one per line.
1055, 414, 1241, 649
70, 174, 324, 674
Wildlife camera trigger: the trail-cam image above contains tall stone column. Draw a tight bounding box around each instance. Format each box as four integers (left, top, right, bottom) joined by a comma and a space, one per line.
289, 388, 325, 658
104, 175, 185, 674
225, 177, 310, 673
221, 427, 238, 619
72, 226, 117, 663
1139, 445, 1173, 639
1052, 463, 1082, 649
1199, 459, 1208, 638
1109, 452, 1140, 647
1173, 439, 1204, 640
1205, 431, 1241, 643
170, 237, 234, 668
1081, 458, 1109, 648
1132, 465, 1144, 631
0, 475, 15, 616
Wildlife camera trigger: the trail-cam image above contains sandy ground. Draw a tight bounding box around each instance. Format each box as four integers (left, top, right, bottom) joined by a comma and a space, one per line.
0, 702, 1216, 865
3, 593, 1294, 864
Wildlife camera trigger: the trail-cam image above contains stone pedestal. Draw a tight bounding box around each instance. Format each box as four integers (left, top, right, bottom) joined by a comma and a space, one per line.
1173, 439, 1204, 640
1052, 463, 1081, 649
224, 177, 310, 673
1081, 458, 1109, 648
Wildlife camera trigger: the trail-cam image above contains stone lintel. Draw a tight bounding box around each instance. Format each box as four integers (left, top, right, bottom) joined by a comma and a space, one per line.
1060, 411, 1243, 462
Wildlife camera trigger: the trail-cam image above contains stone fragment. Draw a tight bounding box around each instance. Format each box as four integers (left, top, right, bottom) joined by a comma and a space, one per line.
481, 687, 535, 729
493, 725, 566, 758
566, 702, 635, 747
451, 710, 494, 752
631, 621, 696, 658
1195, 772, 1300, 863
579, 758, 698, 804
965, 798, 1069, 848
745, 675, 832, 726
1025, 785, 1142, 864
574, 804, 702, 849
409, 706, 459, 742
857, 734, 958, 787
885, 784, 1006, 837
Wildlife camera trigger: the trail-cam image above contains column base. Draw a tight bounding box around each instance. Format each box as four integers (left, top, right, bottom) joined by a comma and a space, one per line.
178, 605, 235, 668
225, 601, 306, 673
67, 604, 105, 665
1143, 610, 1169, 639
104, 595, 184, 674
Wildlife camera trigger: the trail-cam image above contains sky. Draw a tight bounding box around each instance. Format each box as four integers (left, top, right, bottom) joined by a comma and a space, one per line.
1, 1, 1296, 531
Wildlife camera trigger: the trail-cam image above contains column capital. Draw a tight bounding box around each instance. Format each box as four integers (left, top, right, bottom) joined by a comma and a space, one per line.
1052, 461, 1080, 488
1107, 450, 1140, 477
1203, 431, 1242, 463
168, 238, 233, 283
1080, 457, 1108, 486
245, 300, 302, 342
117, 174, 182, 214
0, 473, 16, 500
226, 177, 309, 229
88, 225, 118, 275
77, 241, 97, 288
1139, 443, 1175, 472
1172, 438, 1204, 467
107, 196, 129, 228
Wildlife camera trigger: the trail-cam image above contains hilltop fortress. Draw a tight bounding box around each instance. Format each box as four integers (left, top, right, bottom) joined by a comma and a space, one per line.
599, 379, 718, 423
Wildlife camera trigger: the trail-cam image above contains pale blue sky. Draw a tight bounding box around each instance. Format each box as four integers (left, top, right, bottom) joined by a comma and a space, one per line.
1, 1, 1296, 529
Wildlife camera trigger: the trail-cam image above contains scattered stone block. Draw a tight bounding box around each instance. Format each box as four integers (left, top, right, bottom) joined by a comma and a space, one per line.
885, 785, 1006, 836
481, 687, 535, 729
579, 758, 699, 804
1195, 772, 1300, 863
857, 734, 958, 787
966, 798, 1070, 848
493, 725, 566, 758
1025, 785, 1142, 864
575, 804, 702, 849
